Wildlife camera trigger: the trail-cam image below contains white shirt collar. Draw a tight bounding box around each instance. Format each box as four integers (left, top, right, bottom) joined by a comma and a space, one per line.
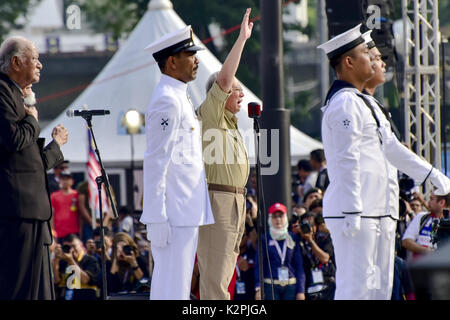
160, 74, 188, 92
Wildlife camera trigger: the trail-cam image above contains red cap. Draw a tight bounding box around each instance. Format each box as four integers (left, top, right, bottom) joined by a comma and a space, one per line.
268, 203, 287, 215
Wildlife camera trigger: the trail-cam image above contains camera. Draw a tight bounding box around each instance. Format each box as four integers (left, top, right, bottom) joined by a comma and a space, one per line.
62, 244, 72, 254
122, 245, 133, 256
95, 240, 101, 249
300, 221, 312, 234
431, 209, 450, 247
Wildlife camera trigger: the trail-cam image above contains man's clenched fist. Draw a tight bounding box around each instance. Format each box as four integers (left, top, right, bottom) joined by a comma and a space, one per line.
52, 124, 68, 147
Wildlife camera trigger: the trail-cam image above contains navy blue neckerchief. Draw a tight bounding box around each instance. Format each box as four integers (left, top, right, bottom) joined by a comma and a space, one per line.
324, 80, 357, 106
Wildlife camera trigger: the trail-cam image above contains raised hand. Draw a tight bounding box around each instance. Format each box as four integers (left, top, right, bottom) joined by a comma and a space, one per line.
239, 8, 254, 41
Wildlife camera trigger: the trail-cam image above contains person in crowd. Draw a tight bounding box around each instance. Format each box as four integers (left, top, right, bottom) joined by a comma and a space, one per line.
309, 199, 323, 216
402, 192, 450, 261
0, 36, 68, 299
234, 224, 257, 300
317, 24, 449, 300
118, 205, 135, 238
297, 212, 336, 300
48, 160, 69, 194
391, 242, 415, 300
294, 159, 317, 205
141, 24, 214, 300
52, 234, 100, 300
85, 239, 97, 257
410, 192, 428, 214
310, 149, 329, 192
246, 169, 257, 197
254, 203, 305, 300
93, 227, 114, 261
51, 170, 79, 241
76, 180, 94, 243
106, 232, 149, 295
293, 204, 307, 217
303, 188, 323, 211
196, 8, 253, 300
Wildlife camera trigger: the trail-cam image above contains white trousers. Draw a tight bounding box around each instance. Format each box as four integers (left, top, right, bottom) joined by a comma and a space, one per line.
326, 217, 396, 300
150, 226, 198, 300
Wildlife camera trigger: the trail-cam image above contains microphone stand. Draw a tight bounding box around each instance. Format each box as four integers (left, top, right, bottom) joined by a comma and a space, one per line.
80, 113, 118, 300
252, 117, 265, 300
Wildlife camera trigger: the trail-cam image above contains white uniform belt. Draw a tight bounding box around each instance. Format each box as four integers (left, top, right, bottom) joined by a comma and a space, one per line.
264, 278, 296, 286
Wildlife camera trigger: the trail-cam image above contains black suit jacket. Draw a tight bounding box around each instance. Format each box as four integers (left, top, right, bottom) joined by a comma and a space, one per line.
0, 73, 64, 221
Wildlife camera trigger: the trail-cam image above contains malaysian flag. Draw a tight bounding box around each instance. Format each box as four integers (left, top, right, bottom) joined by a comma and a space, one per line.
87, 130, 111, 225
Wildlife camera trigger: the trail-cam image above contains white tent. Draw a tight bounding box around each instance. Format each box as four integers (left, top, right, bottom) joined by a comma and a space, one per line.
41, 0, 322, 168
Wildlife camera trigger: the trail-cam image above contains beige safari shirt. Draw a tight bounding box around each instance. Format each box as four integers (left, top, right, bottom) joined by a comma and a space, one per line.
197, 81, 249, 188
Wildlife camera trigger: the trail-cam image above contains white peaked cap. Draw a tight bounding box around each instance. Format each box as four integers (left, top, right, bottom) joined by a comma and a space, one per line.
362, 30, 376, 49
144, 25, 204, 62
317, 23, 364, 60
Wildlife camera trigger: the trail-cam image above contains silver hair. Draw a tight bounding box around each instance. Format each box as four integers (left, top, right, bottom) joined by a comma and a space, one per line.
0, 36, 31, 74
205, 71, 220, 94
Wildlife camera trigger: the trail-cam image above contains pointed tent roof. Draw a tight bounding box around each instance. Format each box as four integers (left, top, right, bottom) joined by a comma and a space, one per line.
41, 0, 322, 166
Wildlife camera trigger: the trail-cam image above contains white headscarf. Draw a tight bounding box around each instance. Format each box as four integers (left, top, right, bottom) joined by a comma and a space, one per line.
268, 213, 289, 240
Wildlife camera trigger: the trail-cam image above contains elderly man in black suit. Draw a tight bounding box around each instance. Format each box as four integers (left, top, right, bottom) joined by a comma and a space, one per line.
0, 36, 69, 300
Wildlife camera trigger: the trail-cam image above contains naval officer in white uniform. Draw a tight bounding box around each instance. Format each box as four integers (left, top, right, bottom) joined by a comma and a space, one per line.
317, 24, 450, 300
359, 30, 450, 299
141, 26, 214, 300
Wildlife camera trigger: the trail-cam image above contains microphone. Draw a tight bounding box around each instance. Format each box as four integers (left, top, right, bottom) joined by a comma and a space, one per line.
248, 102, 261, 119
66, 109, 110, 117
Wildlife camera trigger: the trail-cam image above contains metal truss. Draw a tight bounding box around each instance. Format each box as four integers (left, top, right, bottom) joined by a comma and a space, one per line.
403, 0, 441, 179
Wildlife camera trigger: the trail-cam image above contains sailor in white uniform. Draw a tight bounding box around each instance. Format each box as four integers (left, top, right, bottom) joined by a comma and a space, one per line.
361, 30, 449, 299
141, 26, 214, 300
317, 24, 450, 300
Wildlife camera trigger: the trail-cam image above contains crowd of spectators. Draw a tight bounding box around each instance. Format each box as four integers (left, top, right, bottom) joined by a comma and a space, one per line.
47, 163, 151, 300
47, 149, 448, 300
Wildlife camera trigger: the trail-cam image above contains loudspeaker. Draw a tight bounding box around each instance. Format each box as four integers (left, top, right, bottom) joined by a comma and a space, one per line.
325, 0, 397, 66
325, 0, 369, 38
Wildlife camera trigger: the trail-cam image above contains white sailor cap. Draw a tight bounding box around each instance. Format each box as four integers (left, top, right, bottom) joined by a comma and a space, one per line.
362, 30, 376, 49
144, 25, 204, 62
317, 24, 364, 60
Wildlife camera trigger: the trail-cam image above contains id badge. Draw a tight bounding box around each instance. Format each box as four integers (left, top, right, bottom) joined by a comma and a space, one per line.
312, 268, 324, 284
65, 289, 74, 300
236, 281, 246, 295
278, 267, 289, 281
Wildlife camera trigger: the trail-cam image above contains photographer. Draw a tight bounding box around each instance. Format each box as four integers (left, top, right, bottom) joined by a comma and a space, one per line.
295, 212, 336, 300
106, 232, 149, 295
52, 234, 100, 300
402, 192, 450, 261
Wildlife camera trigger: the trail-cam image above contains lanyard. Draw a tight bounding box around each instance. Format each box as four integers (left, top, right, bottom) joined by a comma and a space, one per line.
273, 239, 287, 266
235, 263, 241, 280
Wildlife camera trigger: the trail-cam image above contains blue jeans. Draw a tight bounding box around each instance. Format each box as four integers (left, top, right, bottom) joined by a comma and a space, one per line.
263, 283, 296, 300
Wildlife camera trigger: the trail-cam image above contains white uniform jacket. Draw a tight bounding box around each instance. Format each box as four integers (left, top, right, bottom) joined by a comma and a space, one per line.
321, 80, 433, 219
362, 93, 436, 219
140, 74, 214, 227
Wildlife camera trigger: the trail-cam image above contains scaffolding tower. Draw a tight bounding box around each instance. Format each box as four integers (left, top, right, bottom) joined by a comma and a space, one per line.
402, 0, 441, 183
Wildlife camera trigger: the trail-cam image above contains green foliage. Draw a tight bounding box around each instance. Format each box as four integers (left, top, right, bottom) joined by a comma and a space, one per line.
0, 0, 36, 42
78, 0, 139, 40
